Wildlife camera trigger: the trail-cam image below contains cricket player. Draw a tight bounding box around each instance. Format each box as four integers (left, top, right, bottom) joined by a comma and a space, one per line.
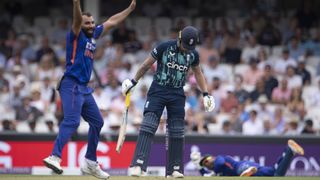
122, 26, 215, 178
191, 139, 304, 177
43, 0, 136, 179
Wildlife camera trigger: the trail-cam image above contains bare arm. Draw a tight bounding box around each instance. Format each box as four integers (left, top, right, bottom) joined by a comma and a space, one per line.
102, 0, 136, 34
133, 55, 156, 82
72, 0, 82, 36
192, 65, 208, 93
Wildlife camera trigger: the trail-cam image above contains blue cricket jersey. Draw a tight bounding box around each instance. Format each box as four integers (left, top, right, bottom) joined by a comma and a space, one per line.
151, 40, 199, 88
213, 155, 242, 176
64, 25, 103, 84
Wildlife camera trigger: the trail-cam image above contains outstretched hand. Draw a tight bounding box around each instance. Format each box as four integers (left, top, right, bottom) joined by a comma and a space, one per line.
129, 0, 136, 11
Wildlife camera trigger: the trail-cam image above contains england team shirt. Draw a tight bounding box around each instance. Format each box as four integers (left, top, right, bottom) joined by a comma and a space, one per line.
64, 25, 103, 85
151, 40, 199, 88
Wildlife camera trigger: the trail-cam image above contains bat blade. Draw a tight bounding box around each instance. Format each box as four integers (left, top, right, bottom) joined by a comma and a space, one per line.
116, 109, 128, 153
116, 93, 131, 153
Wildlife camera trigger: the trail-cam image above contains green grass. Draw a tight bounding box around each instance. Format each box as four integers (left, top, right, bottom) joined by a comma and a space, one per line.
0, 175, 320, 180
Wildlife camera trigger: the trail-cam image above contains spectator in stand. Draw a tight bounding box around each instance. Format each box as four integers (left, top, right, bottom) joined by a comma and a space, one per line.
34, 54, 61, 82
18, 35, 36, 62
124, 30, 142, 53
256, 95, 273, 121
15, 96, 43, 130
249, 79, 266, 103
51, 18, 69, 45
272, 78, 291, 105
295, 1, 317, 30
301, 119, 316, 134
221, 85, 239, 113
271, 108, 285, 134
283, 118, 300, 135
35, 36, 59, 66
203, 55, 225, 84
111, 21, 131, 44
257, 48, 270, 70
296, 59, 311, 85
274, 48, 297, 75
6, 50, 30, 77
287, 36, 305, 60
287, 88, 305, 120
234, 74, 250, 104
220, 30, 243, 64
262, 64, 278, 100
257, 21, 281, 47
285, 65, 302, 90
0, 67, 9, 91
243, 57, 264, 86
241, 36, 261, 64
198, 18, 212, 41
242, 110, 263, 135
219, 120, 236, 135
1, 119, 16, 132
198, 36, 220, 66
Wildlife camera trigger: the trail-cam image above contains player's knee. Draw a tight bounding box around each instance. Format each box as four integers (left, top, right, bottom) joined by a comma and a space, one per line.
61, 118, 81, 128
140, 112, 160, 134
168, 118, 184, 138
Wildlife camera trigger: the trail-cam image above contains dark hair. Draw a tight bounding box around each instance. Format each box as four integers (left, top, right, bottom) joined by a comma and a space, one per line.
82, 12, 92, 17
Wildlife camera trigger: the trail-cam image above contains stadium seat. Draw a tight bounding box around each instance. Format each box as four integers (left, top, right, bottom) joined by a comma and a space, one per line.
133, 16, 152, 41
234, 64, 249, 76
271, 45, 283, 57
34, 16, 52, 29
154, 17, 172, 39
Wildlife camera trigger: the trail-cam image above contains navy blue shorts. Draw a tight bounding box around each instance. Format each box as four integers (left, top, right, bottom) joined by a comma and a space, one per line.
143, 81, 185, 119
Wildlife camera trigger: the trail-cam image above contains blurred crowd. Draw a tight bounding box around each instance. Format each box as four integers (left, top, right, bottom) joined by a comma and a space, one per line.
0, 0, 319, 136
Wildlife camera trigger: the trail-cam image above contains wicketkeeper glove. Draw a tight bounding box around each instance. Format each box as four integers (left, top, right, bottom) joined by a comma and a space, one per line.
203, 92, 215, 112
121, 79, 137, 95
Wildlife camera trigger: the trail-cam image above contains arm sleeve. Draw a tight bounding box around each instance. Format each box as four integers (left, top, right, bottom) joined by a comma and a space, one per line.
191, 51, 200, 66
93, 24, 104, 39
214, 156, 226, 173
151, 42, 167, 62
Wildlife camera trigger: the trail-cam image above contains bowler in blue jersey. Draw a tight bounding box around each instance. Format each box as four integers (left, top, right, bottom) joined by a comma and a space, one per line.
194, 139, 304, 177
43, 0, 136, 179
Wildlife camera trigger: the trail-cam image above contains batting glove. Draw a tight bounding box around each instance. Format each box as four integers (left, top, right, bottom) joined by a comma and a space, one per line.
203, 92, 215, 112
121, 79, 137, 95
190, 151, 202, 169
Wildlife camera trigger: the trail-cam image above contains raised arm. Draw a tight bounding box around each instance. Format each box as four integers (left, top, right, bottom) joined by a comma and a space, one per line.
72, 0, 82, 36
102, 0, 136, 34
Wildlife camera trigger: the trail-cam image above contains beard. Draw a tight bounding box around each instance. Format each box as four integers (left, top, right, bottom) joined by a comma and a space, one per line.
83, 27, 95, 38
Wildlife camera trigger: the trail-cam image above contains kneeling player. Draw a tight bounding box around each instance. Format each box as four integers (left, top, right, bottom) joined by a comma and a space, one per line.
191, 139, 304, 177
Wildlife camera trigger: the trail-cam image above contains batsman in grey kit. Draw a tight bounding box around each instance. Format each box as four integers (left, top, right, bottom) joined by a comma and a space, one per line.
122, 26, 215, 178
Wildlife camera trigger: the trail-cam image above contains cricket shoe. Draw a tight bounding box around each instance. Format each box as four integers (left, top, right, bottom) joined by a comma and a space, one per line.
240, 166, 257, 177
81, 159, 110, 179
288, 139, 304, 155
43, 155, 63, 174
128, 166, 147, 177
166, 171, 184, 178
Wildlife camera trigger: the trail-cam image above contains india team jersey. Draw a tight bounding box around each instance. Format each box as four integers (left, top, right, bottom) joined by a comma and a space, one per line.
213, 155, 241, 176
64, 25, 103, 84
151, 40, 199, 88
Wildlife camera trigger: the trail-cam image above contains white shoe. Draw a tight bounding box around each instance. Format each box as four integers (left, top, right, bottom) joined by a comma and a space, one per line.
240, 166, 257, 177
128, 166, 147, 177
81, 159, 110, 179
166, 171, 184, 178
288, 139, 304, 155
43, 155, 63, 174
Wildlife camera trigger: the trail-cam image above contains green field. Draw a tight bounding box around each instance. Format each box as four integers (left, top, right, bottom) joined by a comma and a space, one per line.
0, 175, 320, 180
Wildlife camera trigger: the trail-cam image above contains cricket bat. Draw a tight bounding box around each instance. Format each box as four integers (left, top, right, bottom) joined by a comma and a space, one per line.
116, 92, 131, 153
